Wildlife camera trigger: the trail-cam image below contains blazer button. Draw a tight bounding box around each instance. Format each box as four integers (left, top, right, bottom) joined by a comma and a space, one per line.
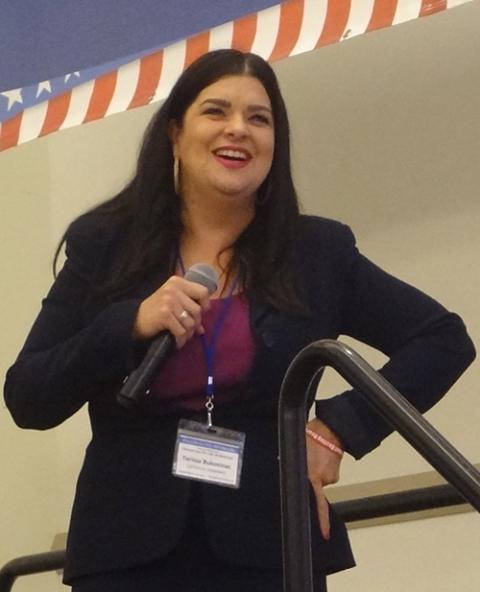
261, 331, 275, 347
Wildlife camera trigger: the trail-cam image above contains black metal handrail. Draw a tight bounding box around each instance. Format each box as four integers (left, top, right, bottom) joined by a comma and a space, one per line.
278, 339, 480, 592
0, 550, 65, 592
0, 481, 473, 591
334, 482, 468, 522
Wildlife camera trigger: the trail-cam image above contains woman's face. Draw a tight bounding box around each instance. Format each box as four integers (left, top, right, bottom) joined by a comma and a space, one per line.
170, 75, 275, 206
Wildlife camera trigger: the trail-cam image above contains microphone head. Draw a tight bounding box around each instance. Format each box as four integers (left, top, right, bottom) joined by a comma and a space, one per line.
184, 263, 219, 295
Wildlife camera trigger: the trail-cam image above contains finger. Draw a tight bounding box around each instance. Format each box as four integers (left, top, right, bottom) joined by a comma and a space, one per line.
176, 297, 203, 327
166, 311, 190, 342
197, 293, 211, 311
314, 483, 331, 541
185, 284, 211, 312
175, 307, 197, 332
174, 277, 211, 307
175, 335, 189, 349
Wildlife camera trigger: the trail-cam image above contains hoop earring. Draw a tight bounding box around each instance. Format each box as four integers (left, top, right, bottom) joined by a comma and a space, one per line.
173, 157, 180, 194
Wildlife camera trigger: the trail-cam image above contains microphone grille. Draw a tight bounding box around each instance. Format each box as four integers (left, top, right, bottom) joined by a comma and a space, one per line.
184, 263, 219, 295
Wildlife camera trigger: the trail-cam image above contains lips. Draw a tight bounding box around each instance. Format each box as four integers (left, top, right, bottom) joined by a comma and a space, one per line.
213, 146, 251, 169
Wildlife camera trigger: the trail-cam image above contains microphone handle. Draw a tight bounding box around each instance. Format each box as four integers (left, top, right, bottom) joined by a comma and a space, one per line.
117, 331, 174, 408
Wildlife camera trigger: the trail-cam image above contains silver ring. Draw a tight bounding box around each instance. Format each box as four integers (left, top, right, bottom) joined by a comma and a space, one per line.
179, 310, 190, 321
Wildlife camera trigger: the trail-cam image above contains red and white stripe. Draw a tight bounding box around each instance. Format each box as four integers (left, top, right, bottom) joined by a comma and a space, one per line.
0, 0, 471, 152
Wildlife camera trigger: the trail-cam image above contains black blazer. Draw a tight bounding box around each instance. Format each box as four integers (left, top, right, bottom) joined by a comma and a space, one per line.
4, 214, 475, 583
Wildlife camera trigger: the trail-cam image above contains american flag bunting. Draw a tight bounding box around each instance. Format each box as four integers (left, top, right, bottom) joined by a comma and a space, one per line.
0, 0, 472, 152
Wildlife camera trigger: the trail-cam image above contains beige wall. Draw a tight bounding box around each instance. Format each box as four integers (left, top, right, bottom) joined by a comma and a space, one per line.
331, 512, 480, 591
1, 4, 479, 590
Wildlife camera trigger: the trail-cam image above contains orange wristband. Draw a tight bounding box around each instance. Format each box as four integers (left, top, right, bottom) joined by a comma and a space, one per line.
305, 427, 344, 457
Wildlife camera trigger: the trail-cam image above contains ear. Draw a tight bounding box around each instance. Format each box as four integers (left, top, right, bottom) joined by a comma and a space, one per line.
168, 119, 181, 155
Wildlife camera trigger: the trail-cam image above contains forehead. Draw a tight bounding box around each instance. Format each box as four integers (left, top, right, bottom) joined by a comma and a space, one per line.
193, 75, 271, 108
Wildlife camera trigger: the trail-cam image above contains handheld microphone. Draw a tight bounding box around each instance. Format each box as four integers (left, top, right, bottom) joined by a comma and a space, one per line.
117, 263, 219, 408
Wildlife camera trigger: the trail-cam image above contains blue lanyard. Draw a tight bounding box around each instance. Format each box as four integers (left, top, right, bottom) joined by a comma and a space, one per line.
178, 257, 239, 426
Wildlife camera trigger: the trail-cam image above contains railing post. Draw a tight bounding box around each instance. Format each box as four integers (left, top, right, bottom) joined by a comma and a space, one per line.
278, 339, 480, 592
278, 348, 329, 592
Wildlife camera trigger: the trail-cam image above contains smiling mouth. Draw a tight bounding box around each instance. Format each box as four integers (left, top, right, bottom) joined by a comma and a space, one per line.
213, 148, 251, 162
213, 148, 252, 170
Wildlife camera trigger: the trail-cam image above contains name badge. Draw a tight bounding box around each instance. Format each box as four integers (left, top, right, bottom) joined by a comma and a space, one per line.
172, 419, 246, 489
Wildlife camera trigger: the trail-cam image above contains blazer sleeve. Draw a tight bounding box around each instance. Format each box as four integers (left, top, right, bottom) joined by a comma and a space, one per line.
3, 217, 144, 430
315, 224, 476, 459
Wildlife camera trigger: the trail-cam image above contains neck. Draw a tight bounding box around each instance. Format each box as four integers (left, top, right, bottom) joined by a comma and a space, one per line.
181, 193, 254, 249
179, 191, 255, 279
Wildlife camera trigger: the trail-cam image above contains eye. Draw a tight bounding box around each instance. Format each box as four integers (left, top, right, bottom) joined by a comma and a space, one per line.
250, 113, 271, 125
203, 107, 225, 117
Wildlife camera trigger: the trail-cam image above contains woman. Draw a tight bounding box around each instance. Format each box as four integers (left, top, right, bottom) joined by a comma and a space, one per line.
4, 50, 475, 591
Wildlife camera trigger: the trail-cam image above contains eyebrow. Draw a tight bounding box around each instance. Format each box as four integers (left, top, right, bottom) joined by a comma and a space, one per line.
199, 98, 272, 114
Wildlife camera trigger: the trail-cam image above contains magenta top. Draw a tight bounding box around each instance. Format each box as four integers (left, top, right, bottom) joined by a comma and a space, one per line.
148, 295, 255, 412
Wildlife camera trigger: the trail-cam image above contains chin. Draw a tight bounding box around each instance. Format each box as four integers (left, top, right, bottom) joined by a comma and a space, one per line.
218, 186, 257, 203
215, 178, 263, 200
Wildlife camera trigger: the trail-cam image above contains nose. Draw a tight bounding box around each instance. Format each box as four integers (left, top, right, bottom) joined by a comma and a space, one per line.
224, 113, 248, 138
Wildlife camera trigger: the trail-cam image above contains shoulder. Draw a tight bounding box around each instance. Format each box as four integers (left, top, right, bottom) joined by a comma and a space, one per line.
61, 209, 127, 280
297, 214, 354, 241
65, 209, 125, 258
66, 209, 118, 244
295, 215, 357, 260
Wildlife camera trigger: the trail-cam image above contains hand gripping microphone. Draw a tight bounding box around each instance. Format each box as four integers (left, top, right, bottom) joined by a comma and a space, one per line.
117, 263, 219, 409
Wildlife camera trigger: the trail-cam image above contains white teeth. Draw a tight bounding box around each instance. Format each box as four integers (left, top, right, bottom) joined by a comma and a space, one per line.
215, 149, 248, 160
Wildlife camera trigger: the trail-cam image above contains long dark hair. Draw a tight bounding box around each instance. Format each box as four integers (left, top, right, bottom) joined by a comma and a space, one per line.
55, 49, 303, 311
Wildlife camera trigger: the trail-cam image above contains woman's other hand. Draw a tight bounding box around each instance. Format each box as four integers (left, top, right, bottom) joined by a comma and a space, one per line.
133, 276, 211, 347
306, 417, 343, 540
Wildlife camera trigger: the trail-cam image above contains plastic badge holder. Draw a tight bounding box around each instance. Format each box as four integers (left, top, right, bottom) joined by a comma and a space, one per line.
172, 419, 246, 489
